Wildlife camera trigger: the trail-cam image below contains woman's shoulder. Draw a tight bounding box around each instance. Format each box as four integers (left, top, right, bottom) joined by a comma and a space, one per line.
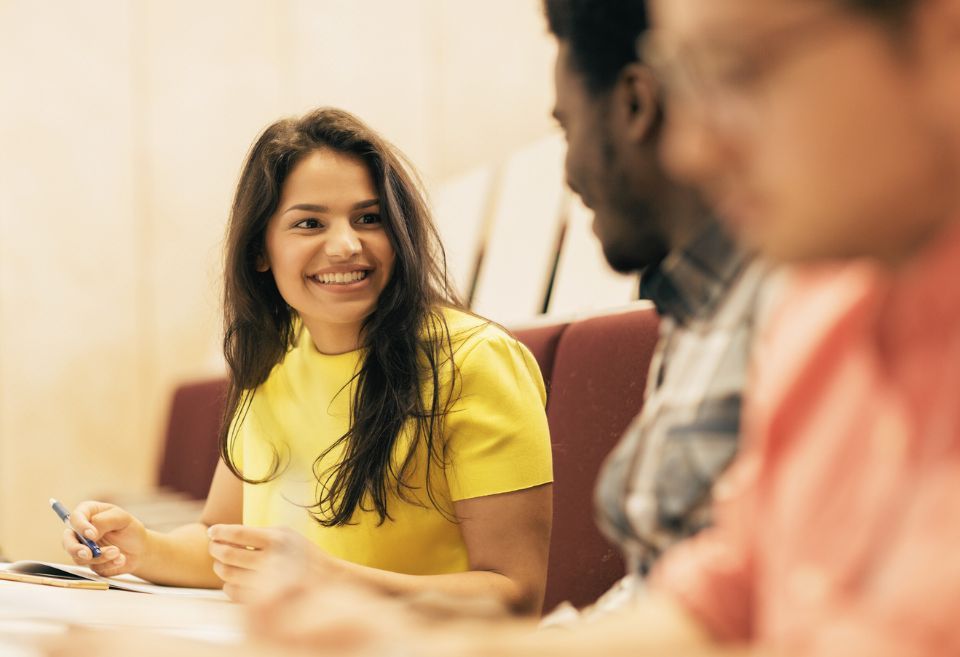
427, 307, 545, 383
418, 308, 547, 410
433, 307, 516, 354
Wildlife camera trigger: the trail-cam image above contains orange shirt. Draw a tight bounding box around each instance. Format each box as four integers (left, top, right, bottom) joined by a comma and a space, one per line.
652, 221, 960, 657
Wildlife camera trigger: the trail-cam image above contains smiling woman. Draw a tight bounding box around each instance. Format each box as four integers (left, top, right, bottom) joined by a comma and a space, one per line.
258, 148, 397, 356
58, 108, 554, 615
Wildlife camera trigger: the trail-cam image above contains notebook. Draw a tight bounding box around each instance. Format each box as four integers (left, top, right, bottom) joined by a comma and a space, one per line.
0, 561, 228, 599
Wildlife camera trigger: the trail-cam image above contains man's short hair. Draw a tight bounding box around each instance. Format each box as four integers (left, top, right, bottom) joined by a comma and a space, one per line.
543, 0, 649, 95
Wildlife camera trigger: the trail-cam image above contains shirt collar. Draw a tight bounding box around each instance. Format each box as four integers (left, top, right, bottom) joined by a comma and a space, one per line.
639, 220, 749, 324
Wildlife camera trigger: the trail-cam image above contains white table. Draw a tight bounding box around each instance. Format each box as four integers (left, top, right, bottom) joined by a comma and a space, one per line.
0, 578, 242, 656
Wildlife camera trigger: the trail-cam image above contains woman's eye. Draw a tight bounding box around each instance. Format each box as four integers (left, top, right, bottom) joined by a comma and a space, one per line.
356, 213, 381, 225
294, 218, 321, 229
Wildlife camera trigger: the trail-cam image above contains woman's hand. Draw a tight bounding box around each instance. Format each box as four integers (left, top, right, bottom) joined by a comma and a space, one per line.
206, 525, 344, 602
60, 501, 148, 577
246, 574, 512, 654
247, 576, 416, 653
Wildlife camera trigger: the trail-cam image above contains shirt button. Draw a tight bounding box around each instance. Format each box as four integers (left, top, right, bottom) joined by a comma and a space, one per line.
789, 564, 829, 604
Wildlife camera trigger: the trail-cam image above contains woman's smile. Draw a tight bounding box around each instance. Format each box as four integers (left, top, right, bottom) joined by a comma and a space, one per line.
306, 266, 374, 292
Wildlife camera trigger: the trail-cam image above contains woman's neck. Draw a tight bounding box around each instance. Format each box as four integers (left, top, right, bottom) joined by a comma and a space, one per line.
303, 318, 363, 355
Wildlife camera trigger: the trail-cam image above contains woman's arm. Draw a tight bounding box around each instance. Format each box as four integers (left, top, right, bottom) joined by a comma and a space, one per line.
64, 459, 242, 588
335, 482, 552, 613
208, 482, 552, 612
135, 459, 242, 587
245, 580, 724, 657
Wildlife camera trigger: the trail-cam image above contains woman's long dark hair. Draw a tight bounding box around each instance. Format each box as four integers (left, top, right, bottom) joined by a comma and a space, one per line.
220, 107, 466, 526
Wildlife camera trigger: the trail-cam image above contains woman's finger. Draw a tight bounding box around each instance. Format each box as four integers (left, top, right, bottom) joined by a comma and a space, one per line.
212, 560, 259, 589
67, 503, 107, 542
207, 524, 277, 550
208, 540, 264, 570
63, 526, 93, 562
62, 527, 121, 564
82, 506, 134, 538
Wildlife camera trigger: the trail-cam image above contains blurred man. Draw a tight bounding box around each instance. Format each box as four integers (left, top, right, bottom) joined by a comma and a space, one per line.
640, 1, 960, 653
544, 0, 770, 620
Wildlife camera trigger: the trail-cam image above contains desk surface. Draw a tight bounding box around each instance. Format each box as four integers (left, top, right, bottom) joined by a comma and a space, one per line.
0, 579, 243, 656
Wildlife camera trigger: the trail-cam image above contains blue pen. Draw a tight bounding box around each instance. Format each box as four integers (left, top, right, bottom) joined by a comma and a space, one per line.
50, 498, 102, 558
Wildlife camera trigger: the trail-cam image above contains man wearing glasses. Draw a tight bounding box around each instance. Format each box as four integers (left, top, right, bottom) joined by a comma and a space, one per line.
638, 1, 960, 654
543, 0, 772, 622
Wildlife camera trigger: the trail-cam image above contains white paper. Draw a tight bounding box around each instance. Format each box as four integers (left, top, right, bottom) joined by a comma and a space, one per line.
2, 561, 229, 600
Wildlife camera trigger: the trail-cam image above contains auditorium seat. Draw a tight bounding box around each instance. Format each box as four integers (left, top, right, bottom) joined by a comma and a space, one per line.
156, 377, 229, 501
534, 306, 660, 612
97, 378, 228, 531
512, 321, 569, 398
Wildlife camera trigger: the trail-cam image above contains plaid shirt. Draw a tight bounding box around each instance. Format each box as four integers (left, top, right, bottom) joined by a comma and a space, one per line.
594, 221, 770, 576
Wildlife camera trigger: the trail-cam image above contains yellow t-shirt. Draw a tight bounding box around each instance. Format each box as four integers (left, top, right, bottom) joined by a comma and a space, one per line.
232, 307, 553, 575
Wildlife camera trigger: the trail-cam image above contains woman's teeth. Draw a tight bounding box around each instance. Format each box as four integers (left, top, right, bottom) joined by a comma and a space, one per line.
314, 271, 368, 285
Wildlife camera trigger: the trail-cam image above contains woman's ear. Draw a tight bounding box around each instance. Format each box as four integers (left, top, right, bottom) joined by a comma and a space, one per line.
616, 62, 661, 144
256, 252, 270, 273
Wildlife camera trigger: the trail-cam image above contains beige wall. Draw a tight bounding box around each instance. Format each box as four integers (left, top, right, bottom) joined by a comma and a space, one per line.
0, 0, 556, 560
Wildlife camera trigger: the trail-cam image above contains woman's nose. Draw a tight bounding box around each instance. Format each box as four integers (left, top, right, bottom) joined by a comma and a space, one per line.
324, 222, 362, 260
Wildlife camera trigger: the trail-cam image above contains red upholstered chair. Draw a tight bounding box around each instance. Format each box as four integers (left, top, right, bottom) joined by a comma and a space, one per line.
157, 377, 228, 500
541, 307, 660, 612
512, 322, 569, 397
98, 378, 227, 531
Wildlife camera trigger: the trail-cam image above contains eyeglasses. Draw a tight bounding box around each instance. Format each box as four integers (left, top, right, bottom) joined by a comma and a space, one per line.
639, 5, 856, 124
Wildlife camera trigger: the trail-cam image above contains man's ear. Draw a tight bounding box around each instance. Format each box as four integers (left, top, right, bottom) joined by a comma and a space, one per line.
615, 62, 660, 144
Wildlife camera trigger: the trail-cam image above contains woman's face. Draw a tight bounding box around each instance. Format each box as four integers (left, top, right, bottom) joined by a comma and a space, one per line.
262, 148, 396, 346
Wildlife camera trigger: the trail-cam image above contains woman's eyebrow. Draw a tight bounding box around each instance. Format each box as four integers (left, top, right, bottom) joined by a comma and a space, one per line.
283, 199, 379, 214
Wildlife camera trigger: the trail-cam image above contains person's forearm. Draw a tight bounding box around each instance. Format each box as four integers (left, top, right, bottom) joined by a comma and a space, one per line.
335, 561, 535, 614
448, 593, 726, 657
133, 522, 222, 588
